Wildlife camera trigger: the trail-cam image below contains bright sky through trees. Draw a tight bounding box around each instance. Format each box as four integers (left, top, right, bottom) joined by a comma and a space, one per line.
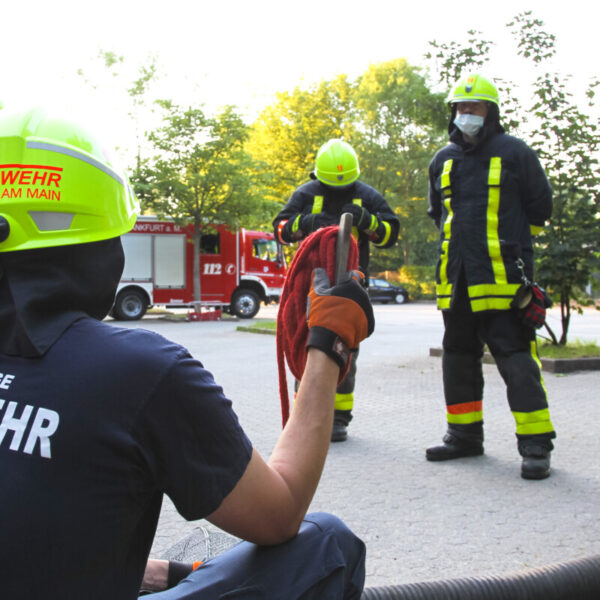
2, 0, 596, 161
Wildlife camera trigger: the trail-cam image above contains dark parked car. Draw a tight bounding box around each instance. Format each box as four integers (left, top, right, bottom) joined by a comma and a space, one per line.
368, 278, 409, 304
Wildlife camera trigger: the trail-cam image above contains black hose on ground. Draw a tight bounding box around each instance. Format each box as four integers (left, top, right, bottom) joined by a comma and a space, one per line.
361, 554, 600, 600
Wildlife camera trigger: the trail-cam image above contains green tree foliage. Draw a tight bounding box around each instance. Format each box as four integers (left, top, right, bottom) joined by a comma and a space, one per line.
248, 61, 447, 270
507, 14, 600, 344
141, 101, 273, 305
352, 59, 447, 269
425, 11, 600, 344
247, 76, 354, 204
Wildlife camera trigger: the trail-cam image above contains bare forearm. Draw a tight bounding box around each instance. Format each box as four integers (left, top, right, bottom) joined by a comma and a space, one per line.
141, 559, 169, 592
268, 349, 339, 522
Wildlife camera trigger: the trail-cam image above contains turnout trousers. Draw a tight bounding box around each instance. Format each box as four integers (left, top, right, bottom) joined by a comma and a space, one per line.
441, 278, 555, 444
146, 513, 366, 600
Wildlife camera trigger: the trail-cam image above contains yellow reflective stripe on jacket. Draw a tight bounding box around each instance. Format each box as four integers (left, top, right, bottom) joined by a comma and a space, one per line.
512, 408, 554, 435
468, 283, 521, 297
487, 157, 507, 285
351, 198, 361, 239
437, 159, 454, 309
312, 195, 324, 214
334, 392, 354, 411
373, 220, 391, 247
530, 225, 543, 236
291, 214, 302, 234
468, 282, 520, 312
436, 282, 453, 309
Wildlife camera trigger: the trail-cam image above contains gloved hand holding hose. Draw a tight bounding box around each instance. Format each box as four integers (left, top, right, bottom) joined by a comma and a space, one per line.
306, 268, 374, 370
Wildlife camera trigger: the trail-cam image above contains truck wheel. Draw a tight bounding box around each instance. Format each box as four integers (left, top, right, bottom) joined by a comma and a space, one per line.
113, 289, 147, 321
231, 290, 260, 319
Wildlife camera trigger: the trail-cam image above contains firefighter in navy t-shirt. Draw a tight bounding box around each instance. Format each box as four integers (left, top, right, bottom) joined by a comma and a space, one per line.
0, 108, 372, 599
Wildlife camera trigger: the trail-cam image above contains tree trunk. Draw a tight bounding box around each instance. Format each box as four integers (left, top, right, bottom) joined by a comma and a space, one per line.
559, 291, 571, 345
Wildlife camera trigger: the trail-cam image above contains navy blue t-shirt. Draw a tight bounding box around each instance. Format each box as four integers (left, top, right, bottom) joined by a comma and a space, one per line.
0, 318, 253, 599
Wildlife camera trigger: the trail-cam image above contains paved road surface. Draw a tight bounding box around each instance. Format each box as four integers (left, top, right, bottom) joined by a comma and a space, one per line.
114, 302, 600, 588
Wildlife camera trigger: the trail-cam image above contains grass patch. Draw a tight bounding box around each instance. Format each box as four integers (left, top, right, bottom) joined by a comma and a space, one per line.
538, 339, 600, 359
236, 319, 277, 334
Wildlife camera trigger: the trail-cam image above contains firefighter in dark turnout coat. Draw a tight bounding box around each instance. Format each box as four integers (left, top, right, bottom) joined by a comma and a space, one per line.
273, 139, 399, 441
425, 73, 556, 479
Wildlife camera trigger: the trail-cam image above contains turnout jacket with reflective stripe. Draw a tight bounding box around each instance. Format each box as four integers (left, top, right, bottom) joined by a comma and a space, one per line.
428, 130, 552, 312
273, 179, 399, 276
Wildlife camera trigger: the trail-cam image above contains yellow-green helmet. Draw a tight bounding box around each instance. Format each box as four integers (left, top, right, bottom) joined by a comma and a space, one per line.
447, 73, 499, 107
314, 139, 360, 187
0, 107, 139, 252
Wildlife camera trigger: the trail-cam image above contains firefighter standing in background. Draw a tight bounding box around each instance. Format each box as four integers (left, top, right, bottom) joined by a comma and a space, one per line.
274, 139, 399, 442
426, 73, 556, 479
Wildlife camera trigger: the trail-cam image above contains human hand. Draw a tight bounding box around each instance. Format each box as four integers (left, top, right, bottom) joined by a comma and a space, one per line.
299, 213, 336, 234
341, 204, 377, 231
306, 268, 374, 369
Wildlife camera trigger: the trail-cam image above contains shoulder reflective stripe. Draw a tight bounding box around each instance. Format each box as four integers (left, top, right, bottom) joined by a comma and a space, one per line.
373, 220, 391, 246
530, 225, 543, 236
486, 156, 507, 285
27, 141, 124, 185
512, 408, 554, 435
312, 195, 324, 213
352, 198, 362, 206
441, 159, 453, 189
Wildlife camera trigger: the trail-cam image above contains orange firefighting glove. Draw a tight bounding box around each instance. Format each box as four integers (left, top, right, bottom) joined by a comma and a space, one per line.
306, 268, 375, 370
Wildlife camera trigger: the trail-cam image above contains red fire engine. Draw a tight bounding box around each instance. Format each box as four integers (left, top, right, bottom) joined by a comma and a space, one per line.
112, 217, 286, 320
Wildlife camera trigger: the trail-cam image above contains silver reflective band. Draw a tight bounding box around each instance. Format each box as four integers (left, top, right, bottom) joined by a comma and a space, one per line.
28, 211, 74, 232
26, 141, 124, 186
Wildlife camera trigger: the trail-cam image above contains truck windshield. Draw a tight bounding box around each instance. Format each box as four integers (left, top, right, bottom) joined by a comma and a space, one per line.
254, 239, 280, 262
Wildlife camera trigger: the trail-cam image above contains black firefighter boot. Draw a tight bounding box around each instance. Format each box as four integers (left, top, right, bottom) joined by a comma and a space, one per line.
426, 423, 484, 461
331, 410, 353, 442
519, 437, 553, 480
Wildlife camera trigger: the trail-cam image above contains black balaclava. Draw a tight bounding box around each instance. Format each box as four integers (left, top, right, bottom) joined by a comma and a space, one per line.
0, 237, 124, 358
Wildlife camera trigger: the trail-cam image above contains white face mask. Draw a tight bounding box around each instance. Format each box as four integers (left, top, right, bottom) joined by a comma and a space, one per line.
454, 113, 484, 137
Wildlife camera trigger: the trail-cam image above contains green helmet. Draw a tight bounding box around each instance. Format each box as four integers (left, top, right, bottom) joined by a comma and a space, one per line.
0, 107, 139, 252
447, 73, 499, 107
314, 139, 360, 187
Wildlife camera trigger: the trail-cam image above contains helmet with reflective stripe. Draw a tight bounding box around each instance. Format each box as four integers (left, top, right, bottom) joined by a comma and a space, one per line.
0, 107, 139, 252
447, 73, 499, 107
314, 139, 360, 187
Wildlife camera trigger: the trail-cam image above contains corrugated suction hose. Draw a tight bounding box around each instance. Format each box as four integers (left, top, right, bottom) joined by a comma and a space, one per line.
361, 554, 600, 599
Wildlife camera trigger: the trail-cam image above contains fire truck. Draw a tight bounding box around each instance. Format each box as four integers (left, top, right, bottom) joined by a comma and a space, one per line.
112, 217, 286, 320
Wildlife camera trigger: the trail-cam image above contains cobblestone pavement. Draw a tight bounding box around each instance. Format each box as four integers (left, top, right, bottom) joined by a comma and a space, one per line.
117, 303, 600, 588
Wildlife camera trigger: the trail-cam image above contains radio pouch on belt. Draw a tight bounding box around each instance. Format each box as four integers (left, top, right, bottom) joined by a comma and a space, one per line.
511, 258, 553, 329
